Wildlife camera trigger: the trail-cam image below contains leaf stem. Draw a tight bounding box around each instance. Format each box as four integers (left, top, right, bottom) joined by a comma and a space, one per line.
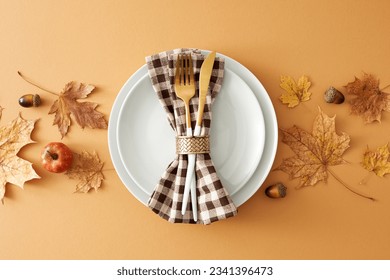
328, 168, 376, 201
359, 171, 373, 185
17, 71, 59, 96
381, 84, 390, 91
102, 168, 115, 172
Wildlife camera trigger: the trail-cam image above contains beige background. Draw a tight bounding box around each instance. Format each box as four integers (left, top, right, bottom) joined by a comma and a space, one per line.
1, 0, 390, 259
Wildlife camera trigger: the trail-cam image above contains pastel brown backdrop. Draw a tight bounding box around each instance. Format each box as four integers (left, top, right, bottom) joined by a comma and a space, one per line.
1, 0, 390, 259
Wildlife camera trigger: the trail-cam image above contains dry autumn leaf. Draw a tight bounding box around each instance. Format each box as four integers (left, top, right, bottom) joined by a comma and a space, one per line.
345, 73, 390, 123
361, 143, 390, 177
276, 107, 374, 200
17, 72, 108, 138
0, 112, 40, 202
276, 107, 350, 186
49, 82, 108, 138
65, 151, 104, 193
279, 75, 312, 108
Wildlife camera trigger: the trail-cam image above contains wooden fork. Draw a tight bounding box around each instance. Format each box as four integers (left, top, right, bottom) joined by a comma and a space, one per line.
174, 54, 198, 221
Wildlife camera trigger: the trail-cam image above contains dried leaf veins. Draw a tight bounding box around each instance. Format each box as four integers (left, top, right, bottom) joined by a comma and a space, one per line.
276, 107, 374, 200
345, 73, 390, 123
361, 143, 390, 177
0, 113, 40, 202
49, 82, 108, 138
276, 107, 350, 186
279, 75, 312, 108
65, 151, 104, 193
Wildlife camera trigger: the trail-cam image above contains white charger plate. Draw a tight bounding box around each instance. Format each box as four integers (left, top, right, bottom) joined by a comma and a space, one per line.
108, 51, 278, 207
117, 68, 264, 197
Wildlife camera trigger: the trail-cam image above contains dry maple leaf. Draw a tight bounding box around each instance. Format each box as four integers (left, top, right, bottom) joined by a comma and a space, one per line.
279, 75, 312, 108
276, 108, 374, 200
0, 113, 40, 202
276, 107, 350, 186
345, 73, 390, 123
361, 143, 390, 177
65, 151, 104, 193
17, 72, 108, 138
49, 81, 108, 138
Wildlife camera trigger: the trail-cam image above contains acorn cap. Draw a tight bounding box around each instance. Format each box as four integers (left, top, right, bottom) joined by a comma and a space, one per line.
324, 87, 344, 104
265, 183, 287, 198
32, 94, 41, 107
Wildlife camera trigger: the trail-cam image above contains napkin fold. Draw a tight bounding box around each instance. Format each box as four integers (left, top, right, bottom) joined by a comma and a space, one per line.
145, 48, 238, 224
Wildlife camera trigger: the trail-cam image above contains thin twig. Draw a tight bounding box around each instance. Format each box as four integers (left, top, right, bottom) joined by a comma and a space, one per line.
17, 71, 59, 96
328, 168, 376, 201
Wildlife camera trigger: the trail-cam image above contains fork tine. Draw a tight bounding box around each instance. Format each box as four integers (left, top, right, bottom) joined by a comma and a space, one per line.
188, 54, 194, 85
182, 54, 186, 85
175, 54, 180, 85
180, 54, 184, 85
185, 54, 189, 85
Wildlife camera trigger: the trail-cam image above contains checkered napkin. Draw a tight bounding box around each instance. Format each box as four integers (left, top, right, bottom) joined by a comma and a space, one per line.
145, 48, 238, 224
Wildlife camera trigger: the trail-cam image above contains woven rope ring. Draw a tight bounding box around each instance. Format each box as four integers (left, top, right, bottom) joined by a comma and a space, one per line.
176, 135, 210, 155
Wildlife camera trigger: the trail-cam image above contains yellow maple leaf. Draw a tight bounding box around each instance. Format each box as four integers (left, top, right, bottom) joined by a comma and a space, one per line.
361, 143, 390, 177
276, 107, 350, 186
0, 113, 40, 202
276, 107, 374, 201
279, 75, 312, 108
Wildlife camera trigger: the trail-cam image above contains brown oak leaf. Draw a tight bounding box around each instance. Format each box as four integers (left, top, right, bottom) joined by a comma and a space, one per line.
276, 107, 350, 187
49, 82, 108, 138
65, 151, 104, 193
361, 143, 390, 177
0, 113, 40, 202
345, 73, 390, 123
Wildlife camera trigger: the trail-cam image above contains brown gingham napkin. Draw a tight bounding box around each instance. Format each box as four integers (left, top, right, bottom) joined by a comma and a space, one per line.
145, 48, 238, 224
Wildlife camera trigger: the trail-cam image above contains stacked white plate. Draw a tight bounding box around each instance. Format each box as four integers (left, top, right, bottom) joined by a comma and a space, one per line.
108, 51, 278, 207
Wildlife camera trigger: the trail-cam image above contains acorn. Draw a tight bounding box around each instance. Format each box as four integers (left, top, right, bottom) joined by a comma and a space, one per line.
265, 183, 287, 198
18, 94, 41, 107
324, 86, 344, 104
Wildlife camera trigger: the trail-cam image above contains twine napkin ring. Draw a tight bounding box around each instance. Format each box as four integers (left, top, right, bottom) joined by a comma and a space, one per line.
176, 136, 210, 155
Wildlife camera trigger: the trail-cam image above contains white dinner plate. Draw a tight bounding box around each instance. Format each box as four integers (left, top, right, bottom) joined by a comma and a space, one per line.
117, 68, 264, 197
108, 51, 278, 207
